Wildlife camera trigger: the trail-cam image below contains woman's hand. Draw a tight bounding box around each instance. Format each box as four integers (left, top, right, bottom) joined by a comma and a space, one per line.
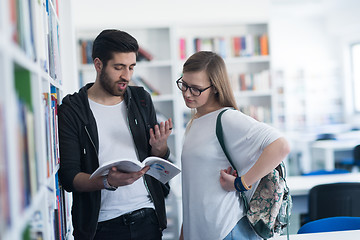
149, 118, 173, 157
219, 167, 237, 192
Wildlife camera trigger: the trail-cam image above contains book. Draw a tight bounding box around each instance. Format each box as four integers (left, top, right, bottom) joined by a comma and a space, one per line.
137, 47, 153, 61
179, 38, 186, 60
90, 156, 181, 184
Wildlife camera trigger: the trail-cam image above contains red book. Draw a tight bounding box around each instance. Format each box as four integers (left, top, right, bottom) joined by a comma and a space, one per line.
233, 37, 241, 57
179, 38, 186, 60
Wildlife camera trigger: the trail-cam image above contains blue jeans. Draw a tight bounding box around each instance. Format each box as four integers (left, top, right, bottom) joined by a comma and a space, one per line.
223, 216, 261, 240
94, 208, 162, 240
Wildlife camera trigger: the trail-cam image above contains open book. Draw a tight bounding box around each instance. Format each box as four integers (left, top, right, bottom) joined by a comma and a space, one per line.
89, 156, 181, 184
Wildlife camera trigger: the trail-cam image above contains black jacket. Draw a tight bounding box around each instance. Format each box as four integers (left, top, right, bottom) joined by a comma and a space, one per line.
58, 83, 169, 239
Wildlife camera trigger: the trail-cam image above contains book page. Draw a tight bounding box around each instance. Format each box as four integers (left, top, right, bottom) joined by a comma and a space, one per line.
89, 158, 143, 179
89, 156, 181, 184
143, 157, 181, 184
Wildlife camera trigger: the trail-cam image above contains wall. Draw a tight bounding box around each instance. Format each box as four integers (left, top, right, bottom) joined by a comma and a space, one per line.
72, 0, 270, 29
270, 0, 360, 130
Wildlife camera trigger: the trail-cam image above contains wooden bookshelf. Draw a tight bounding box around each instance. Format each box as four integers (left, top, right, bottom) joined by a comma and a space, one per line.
0, 0, 76, 239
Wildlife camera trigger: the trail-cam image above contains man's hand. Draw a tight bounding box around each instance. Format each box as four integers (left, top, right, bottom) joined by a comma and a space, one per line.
107, 166, 150, 187
149, 118, 173, 157
73, 166, 150, 192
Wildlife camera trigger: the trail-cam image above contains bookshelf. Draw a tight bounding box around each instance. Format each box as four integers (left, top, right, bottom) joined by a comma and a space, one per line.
174, 23, 273, 159
175, 23, 273, 126
76, 22, 273, 163
0, 0, 75, 239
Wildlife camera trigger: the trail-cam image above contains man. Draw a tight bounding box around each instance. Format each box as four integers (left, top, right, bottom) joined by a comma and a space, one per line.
58, 29, 173, 240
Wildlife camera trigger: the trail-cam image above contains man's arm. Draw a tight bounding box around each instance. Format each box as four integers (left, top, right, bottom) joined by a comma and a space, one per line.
72, 166, 150, 192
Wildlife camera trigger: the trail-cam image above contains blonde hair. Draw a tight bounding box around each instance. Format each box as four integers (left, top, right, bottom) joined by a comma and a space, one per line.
182, 51, 238, 110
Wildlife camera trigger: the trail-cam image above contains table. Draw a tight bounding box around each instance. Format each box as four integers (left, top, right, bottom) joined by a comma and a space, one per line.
286, 130, 360, 173
287, 172, 360, 214
311, 139, 360, 171
274, 229, 360, 239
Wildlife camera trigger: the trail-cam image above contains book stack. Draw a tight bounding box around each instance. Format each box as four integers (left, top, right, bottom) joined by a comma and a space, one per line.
239, 105, 272, 123
14, 66, 39, 209
232, 33, 269, 57
79, 39, 94, 64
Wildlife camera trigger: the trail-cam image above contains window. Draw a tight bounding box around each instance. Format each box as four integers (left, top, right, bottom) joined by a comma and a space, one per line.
351, 43, 360, 113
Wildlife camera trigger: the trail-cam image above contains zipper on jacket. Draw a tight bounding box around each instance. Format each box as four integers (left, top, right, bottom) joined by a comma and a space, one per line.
84, 125, 99, 157
126, 105, 162, 230
84, 125, 100, 239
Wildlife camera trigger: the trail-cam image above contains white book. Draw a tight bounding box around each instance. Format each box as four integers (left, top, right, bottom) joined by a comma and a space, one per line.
90, 156, 181, 184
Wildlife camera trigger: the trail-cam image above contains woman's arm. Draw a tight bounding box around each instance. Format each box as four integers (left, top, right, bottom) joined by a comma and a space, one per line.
220, 137, 290, 191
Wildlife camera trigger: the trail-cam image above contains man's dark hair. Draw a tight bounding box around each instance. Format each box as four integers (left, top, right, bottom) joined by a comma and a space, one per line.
92, 29, 139, 66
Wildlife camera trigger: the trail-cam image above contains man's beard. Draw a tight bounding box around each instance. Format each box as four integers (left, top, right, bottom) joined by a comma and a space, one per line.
99, 68, 127, 97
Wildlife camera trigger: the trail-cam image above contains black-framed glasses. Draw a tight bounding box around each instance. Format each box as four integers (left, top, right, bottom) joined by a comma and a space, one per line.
176, 77, 213, 96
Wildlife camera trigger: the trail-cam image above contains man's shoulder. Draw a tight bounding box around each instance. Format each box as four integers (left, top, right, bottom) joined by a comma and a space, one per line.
129, 86, 152, 103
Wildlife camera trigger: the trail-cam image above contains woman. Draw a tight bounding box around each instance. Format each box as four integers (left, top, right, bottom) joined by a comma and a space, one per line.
178, 51, 290, 240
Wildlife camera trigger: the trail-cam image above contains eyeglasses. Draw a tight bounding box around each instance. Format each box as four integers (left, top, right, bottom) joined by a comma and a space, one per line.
176, 77, 213, 96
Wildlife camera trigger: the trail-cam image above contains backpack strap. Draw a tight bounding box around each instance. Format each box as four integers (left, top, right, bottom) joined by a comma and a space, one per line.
216, 108, 249, 210
216, 109, 236, 170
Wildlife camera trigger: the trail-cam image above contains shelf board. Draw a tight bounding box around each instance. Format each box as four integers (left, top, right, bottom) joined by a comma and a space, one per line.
225, 55, 271, 64
234, 89, 272, 97
79, 59, 172, 71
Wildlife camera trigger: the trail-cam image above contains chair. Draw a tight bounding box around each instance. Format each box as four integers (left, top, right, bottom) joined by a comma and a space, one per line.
297, 216, 360, 234
308, 182, 360, 222
353, 145, 360, 171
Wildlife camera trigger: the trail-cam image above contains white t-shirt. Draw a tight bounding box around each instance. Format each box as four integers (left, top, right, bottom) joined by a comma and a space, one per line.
181, 108, 282, 240
88, 99, 154, 222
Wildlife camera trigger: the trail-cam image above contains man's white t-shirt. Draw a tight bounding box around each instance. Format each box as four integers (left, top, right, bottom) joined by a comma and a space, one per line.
88, 99, 154, 222
181, 108, 282, 240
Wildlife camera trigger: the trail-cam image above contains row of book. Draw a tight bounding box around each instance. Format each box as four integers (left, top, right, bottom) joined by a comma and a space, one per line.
46, 0, 62, 82
22, 174, 72, 240
14, 67, 39, 210
42, 86, 60, 179
3, 67, 66, 239
239, 105, 272, 124
10, 0, 62, 84
179, 33, 269, 59
54, 173, 72, 240
79, 39, 154, 64
230, 70, 271, 92
10, 0, 36, 60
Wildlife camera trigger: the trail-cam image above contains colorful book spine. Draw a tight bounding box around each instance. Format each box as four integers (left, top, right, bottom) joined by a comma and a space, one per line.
179, 38, 186, 60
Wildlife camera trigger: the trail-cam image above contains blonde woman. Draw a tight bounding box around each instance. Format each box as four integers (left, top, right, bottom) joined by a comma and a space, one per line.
178, 51, 290, 240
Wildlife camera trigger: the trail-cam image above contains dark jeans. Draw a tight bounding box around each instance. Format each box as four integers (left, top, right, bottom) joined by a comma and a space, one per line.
94, 208, 162, 240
